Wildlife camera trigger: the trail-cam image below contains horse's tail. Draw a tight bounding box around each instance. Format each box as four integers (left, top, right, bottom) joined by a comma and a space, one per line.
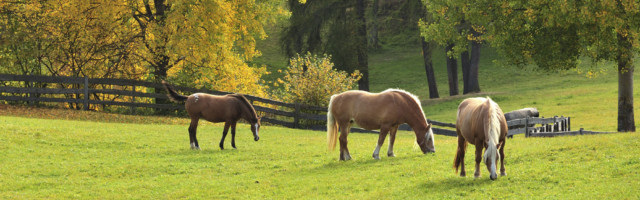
453, 141, 466, 173
327, 95, 339, 151
162, 80, 188, 102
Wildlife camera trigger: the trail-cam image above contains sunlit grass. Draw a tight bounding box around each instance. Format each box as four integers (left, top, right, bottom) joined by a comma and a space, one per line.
1, 113, 639, 199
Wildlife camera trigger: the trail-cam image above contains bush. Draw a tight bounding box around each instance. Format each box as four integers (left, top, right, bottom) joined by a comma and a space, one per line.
274, 53, 361, 107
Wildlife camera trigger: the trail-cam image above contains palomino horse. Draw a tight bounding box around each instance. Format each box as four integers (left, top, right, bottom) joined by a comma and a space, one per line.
162, 81, 260, 150
454, 97, 507, 180
327, 89, 435, 161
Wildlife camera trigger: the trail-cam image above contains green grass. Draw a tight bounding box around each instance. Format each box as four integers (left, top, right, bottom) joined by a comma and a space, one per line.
1, 113, 639, 199
364, 44, 640, 132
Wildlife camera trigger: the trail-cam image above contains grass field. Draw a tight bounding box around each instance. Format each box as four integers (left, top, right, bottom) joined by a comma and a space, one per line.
1, 110, 639, 199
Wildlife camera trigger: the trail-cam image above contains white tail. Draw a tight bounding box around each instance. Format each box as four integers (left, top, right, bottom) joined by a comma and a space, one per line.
327, 95, 339, 150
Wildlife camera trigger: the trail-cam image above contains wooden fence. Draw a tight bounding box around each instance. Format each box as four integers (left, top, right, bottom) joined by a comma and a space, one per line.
1, 74, 612, 137
0, 74, 458, 135
0, 74, 326, 129
507, 116, 612, 137
507, 116, 571, 137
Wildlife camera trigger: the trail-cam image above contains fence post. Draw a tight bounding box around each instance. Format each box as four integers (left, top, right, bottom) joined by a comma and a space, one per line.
83, 76, 89, 110
293, 103, 300, 128
27, 80, 33, 106
568, 117, 571, 131
525, 117, 529, 137
553, 116, 558, 132
130, 85, 136, 114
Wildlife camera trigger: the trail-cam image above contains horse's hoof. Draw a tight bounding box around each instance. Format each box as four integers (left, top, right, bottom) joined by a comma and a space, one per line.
387, 153, 396, 157
372, 154, 380, 160
500, 172, 507, 176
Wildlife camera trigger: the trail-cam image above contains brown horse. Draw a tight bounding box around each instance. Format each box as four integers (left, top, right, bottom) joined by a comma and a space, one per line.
454, 97, 507, 180
162, 81, 260, 150
327, 89, 435, 161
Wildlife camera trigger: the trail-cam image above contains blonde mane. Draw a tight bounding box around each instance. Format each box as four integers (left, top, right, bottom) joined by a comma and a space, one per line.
483, 97, 500, 164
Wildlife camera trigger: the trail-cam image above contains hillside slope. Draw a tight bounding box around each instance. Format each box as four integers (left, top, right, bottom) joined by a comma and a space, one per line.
252, 24, 640, 132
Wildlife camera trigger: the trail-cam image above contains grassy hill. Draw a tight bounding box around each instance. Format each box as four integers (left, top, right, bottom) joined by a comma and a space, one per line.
251, 24, 640, 132
1, 110, 639, 199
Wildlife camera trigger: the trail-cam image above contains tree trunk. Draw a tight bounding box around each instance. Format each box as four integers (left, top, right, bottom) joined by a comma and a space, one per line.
466, 36, 481, 93
422, 39, 439, 98
356, 0, 369, 91
461, 50, 471, 94
617, 32, 636, 132
370, 0, 380, 49
445, 44, 459, 96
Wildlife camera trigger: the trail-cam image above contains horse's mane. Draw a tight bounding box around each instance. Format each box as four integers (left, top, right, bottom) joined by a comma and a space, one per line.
229, 94, 258, 122
382, 89, 427, 120
483, 97, 501, 163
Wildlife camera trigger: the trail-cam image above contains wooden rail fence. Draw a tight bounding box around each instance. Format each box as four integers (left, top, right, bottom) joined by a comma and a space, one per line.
507, 116, 612, 137
0, 74, 457, 135
507, 116, 571, 137
0, 74, 611, 137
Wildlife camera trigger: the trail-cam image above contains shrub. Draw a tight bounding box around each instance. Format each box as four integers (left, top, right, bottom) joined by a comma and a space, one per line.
274, 53, 361, 107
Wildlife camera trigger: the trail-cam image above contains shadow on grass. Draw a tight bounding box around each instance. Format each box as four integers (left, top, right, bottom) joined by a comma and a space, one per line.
419, 175, 498, 195
314, 153, 436, 171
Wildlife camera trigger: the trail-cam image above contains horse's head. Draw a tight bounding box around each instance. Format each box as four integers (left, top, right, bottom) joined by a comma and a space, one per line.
251, 117, 261, 141
418, 123, 436, 154
484, 142, 501, 180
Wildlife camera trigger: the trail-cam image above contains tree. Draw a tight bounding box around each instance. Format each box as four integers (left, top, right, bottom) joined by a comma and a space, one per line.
355, 0, 369, 91
0, 1, 142, 109
126, 0, 284, 98
417, 0, 439, 99
445, 43, 459, 96
420, 0, 483, 95
421, 39, 439, 99
1, 0, 285, 111
474, 0, 638, 132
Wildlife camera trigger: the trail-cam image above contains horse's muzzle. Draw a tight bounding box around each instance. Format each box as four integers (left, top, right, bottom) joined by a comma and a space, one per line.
254, 136, 260, 141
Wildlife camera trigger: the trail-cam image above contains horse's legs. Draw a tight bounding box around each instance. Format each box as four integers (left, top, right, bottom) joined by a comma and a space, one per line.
499, 139, 507, 176
230, 122, 237, 149
387, 126, 398, 157
188, 118, 200, 150
372, 126, 390, 160
219, 122, 231, 150
339, 123, 352, 161
474, 140, 483, 178
456, 136, 467, 177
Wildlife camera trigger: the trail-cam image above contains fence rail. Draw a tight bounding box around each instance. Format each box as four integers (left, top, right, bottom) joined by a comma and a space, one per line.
0, 74, 456, 135
506, 116, 572, 137
2, 74, 610, 137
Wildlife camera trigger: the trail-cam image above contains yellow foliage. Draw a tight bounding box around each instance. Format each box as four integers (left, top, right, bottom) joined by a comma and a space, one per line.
274, 53, 361, 107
